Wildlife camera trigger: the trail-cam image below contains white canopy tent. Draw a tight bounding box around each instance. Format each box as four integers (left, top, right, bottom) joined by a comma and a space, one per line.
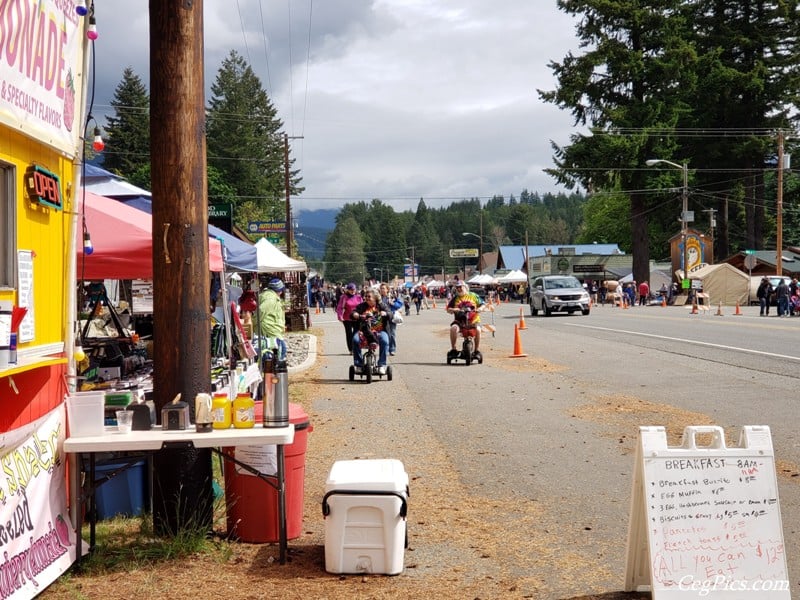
467, 273, 497, 285
254, 237, 307, 272
497, 269, 527, 283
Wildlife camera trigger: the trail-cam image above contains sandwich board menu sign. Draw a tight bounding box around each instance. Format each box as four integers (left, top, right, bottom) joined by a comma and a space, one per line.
624, 426, 789, 598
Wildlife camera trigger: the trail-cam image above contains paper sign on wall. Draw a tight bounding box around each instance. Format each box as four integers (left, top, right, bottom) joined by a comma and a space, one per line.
625, 426, 790, 599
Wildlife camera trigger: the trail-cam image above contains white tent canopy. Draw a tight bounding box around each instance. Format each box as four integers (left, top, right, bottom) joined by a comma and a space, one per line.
254, 237, 307, 272
423, 279, 446, 288
497, 269, 527, 283
467, 273, 497, 285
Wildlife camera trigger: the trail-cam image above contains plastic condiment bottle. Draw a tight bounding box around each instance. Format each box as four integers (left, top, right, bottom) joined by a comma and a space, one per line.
232, 393, 255, 428
211, 392, 232, 429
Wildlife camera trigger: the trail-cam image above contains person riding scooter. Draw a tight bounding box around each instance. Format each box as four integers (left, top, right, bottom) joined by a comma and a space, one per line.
349, 289, 391, 375
447, 281, 485, 361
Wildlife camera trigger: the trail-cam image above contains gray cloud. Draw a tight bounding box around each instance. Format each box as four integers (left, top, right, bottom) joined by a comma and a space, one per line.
90, 0, 580, 213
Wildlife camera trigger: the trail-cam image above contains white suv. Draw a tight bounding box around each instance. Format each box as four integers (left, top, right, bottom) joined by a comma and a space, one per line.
530, 275, 591, 316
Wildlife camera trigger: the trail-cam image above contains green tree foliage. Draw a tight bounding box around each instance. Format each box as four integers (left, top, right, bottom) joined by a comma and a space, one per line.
321, 193, 590, 280
541, 0, 695, 283
103, 67, 151, 178
407, 199, 443, 277
679, 1, 800, 257
323, 215, 368, 284
205, 51, 303, 231
543, 0, 800, 278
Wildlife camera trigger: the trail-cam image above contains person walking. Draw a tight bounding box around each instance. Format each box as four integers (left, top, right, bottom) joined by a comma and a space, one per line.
638, 280, 650, 306
776, 278, 790, 317
336, 282, 362, 352
757, 277, 773, 317
379, 283, 403, 355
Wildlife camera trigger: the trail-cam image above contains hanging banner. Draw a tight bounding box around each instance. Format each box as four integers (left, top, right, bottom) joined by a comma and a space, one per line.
0, 0, 86, 156
0, 406, 77, 599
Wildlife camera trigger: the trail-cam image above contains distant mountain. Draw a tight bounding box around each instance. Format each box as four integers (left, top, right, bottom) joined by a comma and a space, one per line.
296, 226, 329, 261
295, 209, 337, 260
296, 208, 338, 230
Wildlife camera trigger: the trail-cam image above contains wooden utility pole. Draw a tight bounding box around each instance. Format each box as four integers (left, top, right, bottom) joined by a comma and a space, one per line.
150, 0, 213, 536
284, 133, 292, 256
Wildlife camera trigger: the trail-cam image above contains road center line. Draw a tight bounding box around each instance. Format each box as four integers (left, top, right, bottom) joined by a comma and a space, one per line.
564, 323, 800, 362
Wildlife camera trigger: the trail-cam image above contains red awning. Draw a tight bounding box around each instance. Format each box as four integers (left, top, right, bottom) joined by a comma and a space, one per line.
76, 190, 223, 279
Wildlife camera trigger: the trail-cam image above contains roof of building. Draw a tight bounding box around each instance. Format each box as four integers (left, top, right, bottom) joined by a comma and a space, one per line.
497, 244, 625, 271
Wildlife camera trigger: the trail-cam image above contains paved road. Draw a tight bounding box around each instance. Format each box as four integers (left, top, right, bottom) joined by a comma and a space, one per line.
309, 300, 799, 597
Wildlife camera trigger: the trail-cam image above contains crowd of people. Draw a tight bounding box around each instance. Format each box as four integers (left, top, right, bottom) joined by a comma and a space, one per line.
756, 276, 800, 317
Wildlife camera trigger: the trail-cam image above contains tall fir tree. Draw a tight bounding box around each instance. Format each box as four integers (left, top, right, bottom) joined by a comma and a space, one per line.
681, 0, 800, 257
324, 216, 368, 284
103, 67, 151, 178
541, 0, 697, 284
206, 50, 303, 231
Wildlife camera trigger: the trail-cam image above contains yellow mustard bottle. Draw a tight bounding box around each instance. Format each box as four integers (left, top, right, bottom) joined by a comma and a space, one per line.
232, 393, 255, 428
211, 392, 232, 429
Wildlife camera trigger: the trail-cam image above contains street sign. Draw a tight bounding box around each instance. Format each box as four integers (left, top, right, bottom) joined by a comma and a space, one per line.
745, 249, 756, 255
449, 248, 479, 258
248, 220, 287, 233
744, 254, 757, 270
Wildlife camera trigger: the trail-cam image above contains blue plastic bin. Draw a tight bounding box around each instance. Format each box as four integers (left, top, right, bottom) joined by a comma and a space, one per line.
94, 460, 147, 520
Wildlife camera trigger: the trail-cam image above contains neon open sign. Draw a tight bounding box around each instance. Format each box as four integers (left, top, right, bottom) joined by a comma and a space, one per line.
24, 164, 63, 210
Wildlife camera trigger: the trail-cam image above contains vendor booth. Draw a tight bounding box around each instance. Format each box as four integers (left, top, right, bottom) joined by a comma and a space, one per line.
253, 238, 309, 331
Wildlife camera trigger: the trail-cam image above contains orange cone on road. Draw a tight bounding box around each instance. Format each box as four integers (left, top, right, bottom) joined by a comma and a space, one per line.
661, 296, 667, 308
690, 299, 699, 314
509, 323, 527, 358
432, 298, 437, 309
716, 301, 724, 316
518, 307, 527, 330
734, 302, 742, 316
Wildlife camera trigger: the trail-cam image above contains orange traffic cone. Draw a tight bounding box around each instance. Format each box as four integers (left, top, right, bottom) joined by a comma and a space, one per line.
509, 323, 527, 358
623, 297, 629, 309
734, 301, 742, 316
690, 299, 699, 314
716, 301, 724, 316
315, 305, 320, 315
518, 307, 527, 330
432, 298, 437, 309
661, 296, 667, 308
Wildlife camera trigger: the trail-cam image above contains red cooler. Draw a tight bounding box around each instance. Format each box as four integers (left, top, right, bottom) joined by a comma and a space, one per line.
223, 402, 312, 542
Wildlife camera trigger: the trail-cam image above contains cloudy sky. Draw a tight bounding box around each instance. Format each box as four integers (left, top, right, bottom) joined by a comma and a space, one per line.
90, 1, 581, 215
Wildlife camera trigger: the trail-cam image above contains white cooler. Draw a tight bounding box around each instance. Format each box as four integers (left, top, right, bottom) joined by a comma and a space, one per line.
323, 459, 409, 575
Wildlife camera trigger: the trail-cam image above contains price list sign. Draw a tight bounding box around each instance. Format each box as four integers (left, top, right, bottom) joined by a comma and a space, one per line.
625, 426, 790, 599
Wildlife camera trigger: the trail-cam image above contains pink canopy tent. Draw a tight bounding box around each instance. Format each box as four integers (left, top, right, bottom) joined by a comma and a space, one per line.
76, 190, 223, 279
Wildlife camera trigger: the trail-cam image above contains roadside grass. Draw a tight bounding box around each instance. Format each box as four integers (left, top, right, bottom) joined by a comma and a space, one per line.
66, 456, 234, 576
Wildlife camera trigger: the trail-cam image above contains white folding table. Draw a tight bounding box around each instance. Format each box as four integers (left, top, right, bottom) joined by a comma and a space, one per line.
64, 425, 295, 566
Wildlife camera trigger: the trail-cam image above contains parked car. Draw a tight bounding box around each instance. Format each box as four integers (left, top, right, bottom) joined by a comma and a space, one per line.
529, 275, 591, 316
748, 275, 792, 305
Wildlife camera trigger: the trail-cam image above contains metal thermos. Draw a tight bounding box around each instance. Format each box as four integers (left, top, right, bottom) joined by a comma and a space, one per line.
264, 356, 289, 427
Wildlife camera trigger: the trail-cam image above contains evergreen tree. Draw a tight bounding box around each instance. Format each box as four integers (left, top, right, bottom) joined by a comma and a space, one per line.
206, 51, 303, 231
541, 0, 696, 284
323, 216, 367, 284
103, 67, 150, 178
681, 1, 800, 257
407, 199, 443, 276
